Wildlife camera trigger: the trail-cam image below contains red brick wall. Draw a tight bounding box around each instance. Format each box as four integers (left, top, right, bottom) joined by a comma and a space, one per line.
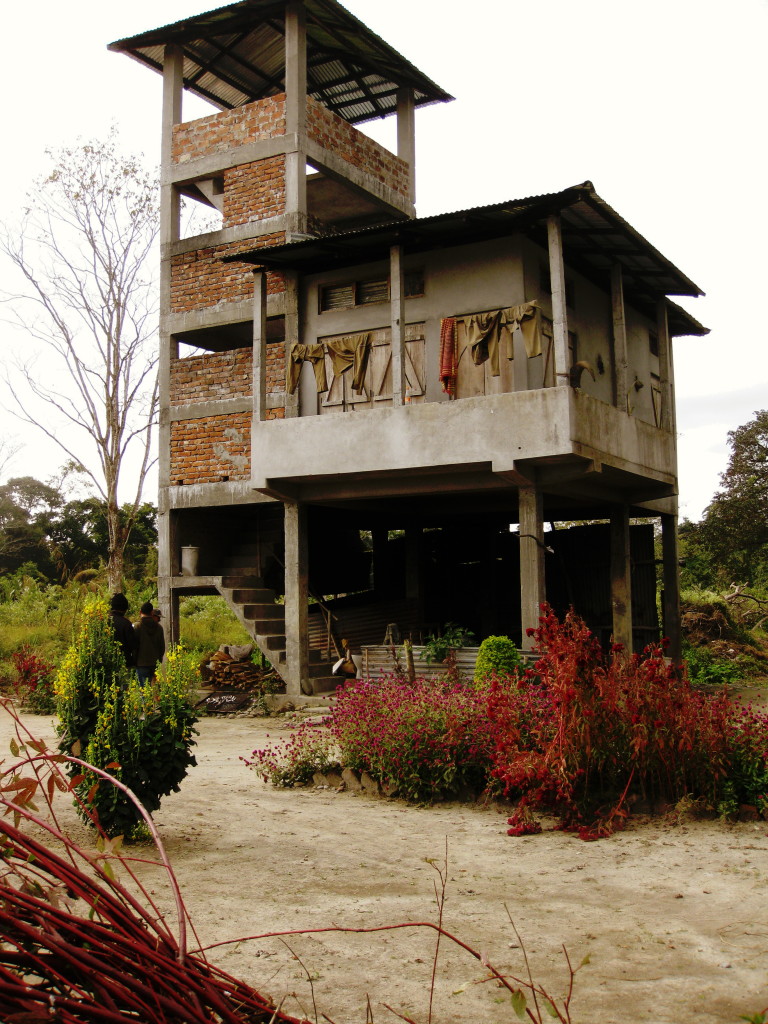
170, 413, 251, 484
172, 96, 287, 164
170, 348, 253, 406
266, 340, 286, 394
223, 155, 286, 227
170, 236, 286, 313
306, 97, 409, 197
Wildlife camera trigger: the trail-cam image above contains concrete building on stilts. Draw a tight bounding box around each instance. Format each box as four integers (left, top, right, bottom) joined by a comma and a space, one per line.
109, 0, 708, 700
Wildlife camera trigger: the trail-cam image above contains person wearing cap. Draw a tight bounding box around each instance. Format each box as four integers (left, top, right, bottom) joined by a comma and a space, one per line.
133, 601, 166, 683
110, 593, 139, 668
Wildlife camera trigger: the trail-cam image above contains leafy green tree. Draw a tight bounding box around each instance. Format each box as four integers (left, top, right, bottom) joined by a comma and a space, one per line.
0, 477, 61, 576
700, 410, 768, 587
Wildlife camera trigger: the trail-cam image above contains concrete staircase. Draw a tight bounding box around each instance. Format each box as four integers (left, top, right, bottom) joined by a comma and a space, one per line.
217, 542, 338, 695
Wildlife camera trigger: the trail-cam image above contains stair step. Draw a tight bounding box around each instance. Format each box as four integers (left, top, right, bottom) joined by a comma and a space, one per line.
229, 588, 275, 603
241, 604, 284, 620
221, 575, 264, 589
256, 634, 286, 651
308, 662, 337, 678
311, 676, 340, 695
245, 617, 287, 634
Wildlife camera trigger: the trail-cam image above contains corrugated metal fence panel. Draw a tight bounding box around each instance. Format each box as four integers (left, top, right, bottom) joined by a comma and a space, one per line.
360, 645, 479, 680
358, 646, 539, 681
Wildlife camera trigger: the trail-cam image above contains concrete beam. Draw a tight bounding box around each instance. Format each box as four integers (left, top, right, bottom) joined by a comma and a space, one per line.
396, 87, 416, 203
305, 139, 415, 219
284, 501, 309, 695
661, 511, 682, 662
162, 293, 285, 335
519, 485, 545, 650
284, 270, 300, 418
161, 45, 183, 248
165, 211, 306, 258
546, 215, 569, 386
612, 263, 629, 412
253, 271, 267, 423
166, 134, 299, 186
390, 244, 406, 406
610, 505, 633, 651
656, 298, 675, 436
284, 2, 308, 220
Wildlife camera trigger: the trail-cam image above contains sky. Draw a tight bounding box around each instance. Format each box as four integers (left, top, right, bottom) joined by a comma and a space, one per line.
1, 0, 766, 520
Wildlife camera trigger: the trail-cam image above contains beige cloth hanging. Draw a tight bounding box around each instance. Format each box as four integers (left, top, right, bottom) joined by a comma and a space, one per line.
501, 301, 543, 359
463, 310, 503, 375
326, 333, 371, 393
287, 343, 329, 394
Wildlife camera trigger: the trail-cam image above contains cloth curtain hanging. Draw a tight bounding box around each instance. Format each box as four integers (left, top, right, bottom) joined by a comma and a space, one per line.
326, 333, 371, 393
287, 343, 328, 395
439, 317, 458, 396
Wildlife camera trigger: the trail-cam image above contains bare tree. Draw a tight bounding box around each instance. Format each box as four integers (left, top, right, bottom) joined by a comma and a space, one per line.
0, 437, 21, 480
0, 131, 159, 591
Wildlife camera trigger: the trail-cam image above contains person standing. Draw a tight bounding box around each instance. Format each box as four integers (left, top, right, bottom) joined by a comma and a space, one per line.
134, 601, 166, 683
110, 593, 138, 669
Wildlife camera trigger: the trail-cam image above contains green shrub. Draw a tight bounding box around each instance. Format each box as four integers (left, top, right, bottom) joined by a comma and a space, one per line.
55, 598, 198, 838
474, 635, 524, 681
422, 622, 474, 664
683, 642, 744, 686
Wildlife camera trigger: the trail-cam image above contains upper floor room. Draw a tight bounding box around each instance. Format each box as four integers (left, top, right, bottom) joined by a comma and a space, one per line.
109, 0, 454, 239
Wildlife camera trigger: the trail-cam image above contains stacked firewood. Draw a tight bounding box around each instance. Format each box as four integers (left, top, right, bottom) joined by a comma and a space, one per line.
199, 645, 283, 692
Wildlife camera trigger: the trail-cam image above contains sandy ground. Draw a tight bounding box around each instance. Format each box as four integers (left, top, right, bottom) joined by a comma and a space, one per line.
3, 707, 768, 1024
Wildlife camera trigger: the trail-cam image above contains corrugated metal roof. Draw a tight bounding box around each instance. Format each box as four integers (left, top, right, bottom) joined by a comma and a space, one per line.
223, 181, 708, 334
108, 0, 453, 123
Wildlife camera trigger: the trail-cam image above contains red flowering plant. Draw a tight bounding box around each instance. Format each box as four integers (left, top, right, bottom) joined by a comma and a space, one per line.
12, 644, 56, 715
492, 606, 768, 839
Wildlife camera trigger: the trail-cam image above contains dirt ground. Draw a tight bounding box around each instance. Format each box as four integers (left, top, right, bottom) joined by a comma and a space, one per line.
4, 706, 768, 1024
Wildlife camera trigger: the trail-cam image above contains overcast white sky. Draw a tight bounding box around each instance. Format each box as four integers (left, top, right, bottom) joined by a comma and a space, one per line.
1, 0, 766, 520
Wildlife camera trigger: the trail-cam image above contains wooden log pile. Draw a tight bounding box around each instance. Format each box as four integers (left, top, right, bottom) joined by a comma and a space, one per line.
199, 645, 283, 692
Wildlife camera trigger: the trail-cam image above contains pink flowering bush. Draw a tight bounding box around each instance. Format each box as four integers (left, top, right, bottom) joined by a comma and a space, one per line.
246, 608, 768, 840
329, 677, 499, 802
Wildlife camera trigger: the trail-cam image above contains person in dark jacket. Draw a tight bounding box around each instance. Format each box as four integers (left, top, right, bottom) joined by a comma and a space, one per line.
110, 593, 139, 668
133, 601, 166, 683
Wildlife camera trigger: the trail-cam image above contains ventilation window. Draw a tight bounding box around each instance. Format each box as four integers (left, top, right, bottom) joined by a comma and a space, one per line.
319, 283, 355, 311
649, 330, 659, 357
404, 270, 425, 297
358, 278, 389, 305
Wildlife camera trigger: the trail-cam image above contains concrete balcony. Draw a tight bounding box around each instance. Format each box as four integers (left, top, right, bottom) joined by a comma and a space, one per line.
251, 387, 676, 507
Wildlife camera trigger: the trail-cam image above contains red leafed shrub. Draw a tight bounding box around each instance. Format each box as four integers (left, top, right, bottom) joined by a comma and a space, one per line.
12, 644, 56, 714
492, 606, 766, 838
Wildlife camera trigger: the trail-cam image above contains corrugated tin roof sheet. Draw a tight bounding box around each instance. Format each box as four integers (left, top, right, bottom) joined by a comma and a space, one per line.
108, 0, 453, 123
223, 181, 707, 334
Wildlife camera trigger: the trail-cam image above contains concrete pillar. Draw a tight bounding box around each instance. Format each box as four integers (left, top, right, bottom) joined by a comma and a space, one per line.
610, 506, 633, 652
158, 45, 184, 646
546, 215, 569, 387
519, 486, 545, 650
283, 500, 309, 695
611, 263, 629, 412
284, 1, 307, 222
160, 44, 183, 248
396, 87, 416, 203
656, 298, 675, 435
390, 244, 406, 406
284, 269, 300, 417
252, 271, 267, 423
661, 512, 682, 663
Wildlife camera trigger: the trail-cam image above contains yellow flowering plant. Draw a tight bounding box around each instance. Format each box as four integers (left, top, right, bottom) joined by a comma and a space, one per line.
56, 597, 198, 838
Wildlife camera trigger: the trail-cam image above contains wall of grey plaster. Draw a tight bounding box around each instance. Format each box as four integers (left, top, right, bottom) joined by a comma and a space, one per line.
295, 235, 527, 413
